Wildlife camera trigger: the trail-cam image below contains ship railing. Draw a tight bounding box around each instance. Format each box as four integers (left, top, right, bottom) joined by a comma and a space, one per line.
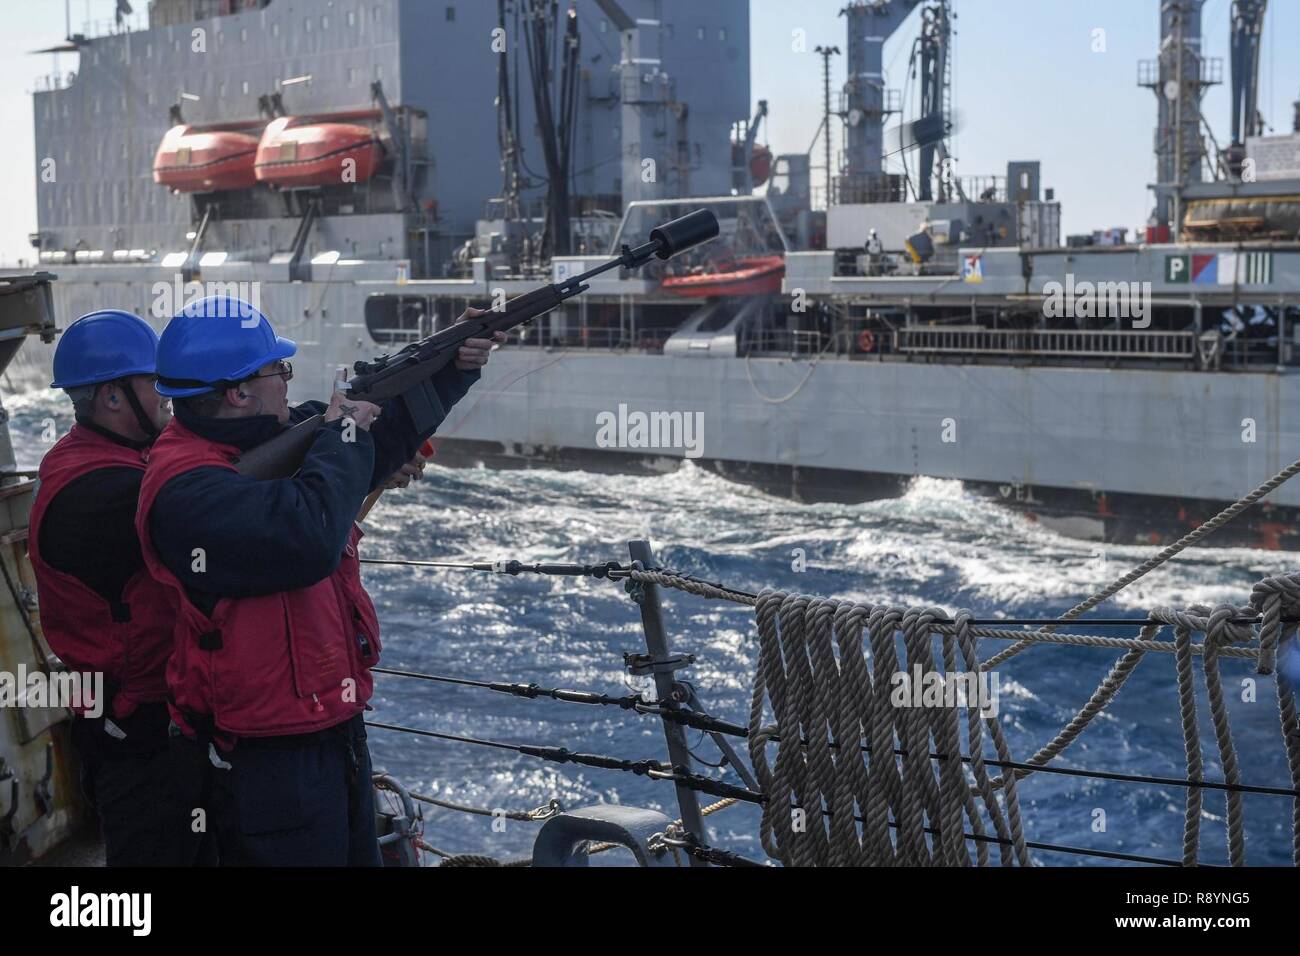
894, 327, 1199, 361
79, 15, 147, 37
32, 71, 78, 93
511, 326, 671, 354
835, 88, 902, 119
367, 325, 425, 347
1221, 334, 1289, 368
960, 175, 1006, 203
830, 173, 907, 206
1137, 57, 1223, 88
742, 329, 826, 358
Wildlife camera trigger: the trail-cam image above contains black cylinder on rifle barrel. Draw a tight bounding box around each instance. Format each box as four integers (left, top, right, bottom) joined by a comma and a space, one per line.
650, 210, 720, 260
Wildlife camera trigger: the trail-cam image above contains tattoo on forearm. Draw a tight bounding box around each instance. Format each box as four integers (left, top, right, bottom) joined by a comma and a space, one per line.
339, 404, 357, 418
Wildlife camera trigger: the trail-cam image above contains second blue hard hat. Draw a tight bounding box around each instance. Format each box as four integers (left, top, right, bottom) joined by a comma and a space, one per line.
155, 296, 297, 398
50, 310, 159, 389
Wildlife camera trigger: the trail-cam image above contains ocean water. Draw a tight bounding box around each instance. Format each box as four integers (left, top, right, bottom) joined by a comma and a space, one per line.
9, 386, 1299, 867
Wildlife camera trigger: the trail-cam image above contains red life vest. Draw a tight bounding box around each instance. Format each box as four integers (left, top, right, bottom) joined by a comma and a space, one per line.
28, 424, 176, 719
135, 419, 381, 741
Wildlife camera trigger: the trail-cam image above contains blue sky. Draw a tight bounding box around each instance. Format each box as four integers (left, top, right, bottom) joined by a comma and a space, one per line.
1, 0, 1297, 265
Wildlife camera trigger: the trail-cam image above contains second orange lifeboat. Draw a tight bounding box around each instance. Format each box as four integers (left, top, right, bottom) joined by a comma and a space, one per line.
153, 125, 260, 193
254, 116, 384, 189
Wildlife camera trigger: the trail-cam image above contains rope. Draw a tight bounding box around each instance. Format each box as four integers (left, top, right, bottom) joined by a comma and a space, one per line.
1172, 613, 1203, 866
738, 589, 1293, 867
629, 570, 1260, 659
626, 567, 759, 606
993, 456, 1300, 668
743, 353, 820, 404
746, 591, 1030, 867
1201, 605, 1249, 867
632, 564, 1292, 868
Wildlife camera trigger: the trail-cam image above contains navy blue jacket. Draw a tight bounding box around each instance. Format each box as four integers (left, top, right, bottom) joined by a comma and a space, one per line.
149, 364, 478, 611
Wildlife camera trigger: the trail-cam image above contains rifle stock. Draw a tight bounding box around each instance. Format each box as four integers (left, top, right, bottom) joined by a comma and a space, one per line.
233, 209, 719, 480
236, 414, 326, 480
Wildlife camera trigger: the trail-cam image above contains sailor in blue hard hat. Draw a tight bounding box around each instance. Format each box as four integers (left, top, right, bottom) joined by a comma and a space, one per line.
31, 309, 208, 866
139, 294, 500, 866
51, 308, 172, 440
154, 295, 299, 421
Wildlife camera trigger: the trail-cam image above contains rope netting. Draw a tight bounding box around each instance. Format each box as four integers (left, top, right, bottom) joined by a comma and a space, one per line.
624, 568, 1300, 868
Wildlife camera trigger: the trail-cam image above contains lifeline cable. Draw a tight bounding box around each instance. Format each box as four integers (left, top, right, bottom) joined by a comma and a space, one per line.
371, 663, 1300, 797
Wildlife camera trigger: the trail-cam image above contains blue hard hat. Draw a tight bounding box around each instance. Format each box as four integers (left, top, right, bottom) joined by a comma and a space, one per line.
155, 295, 297, 398
50, 310, 159, 389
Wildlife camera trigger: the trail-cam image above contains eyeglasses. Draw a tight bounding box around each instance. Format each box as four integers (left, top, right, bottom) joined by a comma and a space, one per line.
244, 361, 293, 382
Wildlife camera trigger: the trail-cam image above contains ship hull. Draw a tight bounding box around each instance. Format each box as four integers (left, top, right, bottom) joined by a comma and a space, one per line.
432, 437, 1300, 549
20, 273, 1300, 550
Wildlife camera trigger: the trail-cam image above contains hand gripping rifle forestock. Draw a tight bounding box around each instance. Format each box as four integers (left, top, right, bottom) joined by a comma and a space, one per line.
234, 209, 720, 480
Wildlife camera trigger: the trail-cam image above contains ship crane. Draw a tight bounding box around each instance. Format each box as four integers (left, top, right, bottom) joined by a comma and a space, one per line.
908, 0, 954, 202
1223, 0, 1268, 180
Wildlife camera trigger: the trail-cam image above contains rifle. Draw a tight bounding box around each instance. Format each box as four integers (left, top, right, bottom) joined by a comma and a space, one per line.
236, 209, 720, 480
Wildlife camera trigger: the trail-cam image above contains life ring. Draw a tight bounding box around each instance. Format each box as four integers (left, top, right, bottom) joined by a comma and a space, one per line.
857, 329, 877, 353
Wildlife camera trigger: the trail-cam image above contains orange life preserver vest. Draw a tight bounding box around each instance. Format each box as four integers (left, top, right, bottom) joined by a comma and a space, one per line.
135, 419, 381, 741
28, 425, 176, 719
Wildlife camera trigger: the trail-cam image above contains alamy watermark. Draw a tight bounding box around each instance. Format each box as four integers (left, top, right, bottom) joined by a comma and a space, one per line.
1042, 273, 1152, 329
595, 403, 704, 459
150, 275, 262, 326
0, 665, 103, 718
50, 886, 151, 936
889, 665, 1001, 718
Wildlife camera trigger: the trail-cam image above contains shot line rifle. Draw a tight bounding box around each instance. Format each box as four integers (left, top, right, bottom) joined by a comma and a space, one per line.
235, 209, 720, 480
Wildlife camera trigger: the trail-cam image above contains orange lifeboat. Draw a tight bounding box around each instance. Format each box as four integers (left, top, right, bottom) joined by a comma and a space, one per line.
152, 125, 260, 193
254, 116, 384, 188
661, 255, 786, 298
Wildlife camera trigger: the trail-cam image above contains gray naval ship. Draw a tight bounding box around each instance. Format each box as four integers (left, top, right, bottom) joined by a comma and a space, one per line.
13, 0, 1300, 548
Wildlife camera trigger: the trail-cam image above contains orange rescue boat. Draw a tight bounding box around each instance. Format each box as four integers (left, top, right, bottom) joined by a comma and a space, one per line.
153, 125, 260, 193
661, 255, 785, 298
254, 116, 384, 188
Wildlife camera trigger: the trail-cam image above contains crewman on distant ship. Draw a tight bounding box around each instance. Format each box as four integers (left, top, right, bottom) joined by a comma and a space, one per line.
865, 228, 884, 275
136, 295, 502, 866
28, 310, 199, 866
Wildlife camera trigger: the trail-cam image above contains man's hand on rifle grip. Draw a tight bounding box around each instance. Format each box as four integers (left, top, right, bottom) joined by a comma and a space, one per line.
323, 369, 381, 432
455, 307, 508, 371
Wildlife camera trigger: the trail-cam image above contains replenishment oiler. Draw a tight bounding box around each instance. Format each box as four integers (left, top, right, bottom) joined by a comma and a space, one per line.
1, 0, 1300, 914
9, 0, 1300, 547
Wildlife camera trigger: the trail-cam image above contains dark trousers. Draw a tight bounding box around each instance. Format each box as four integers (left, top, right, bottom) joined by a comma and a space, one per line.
71, 704, 213, 867
199, 714, 381, 867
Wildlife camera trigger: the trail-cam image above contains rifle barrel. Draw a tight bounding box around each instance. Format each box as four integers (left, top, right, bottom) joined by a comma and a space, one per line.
234, 209, 720, 480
